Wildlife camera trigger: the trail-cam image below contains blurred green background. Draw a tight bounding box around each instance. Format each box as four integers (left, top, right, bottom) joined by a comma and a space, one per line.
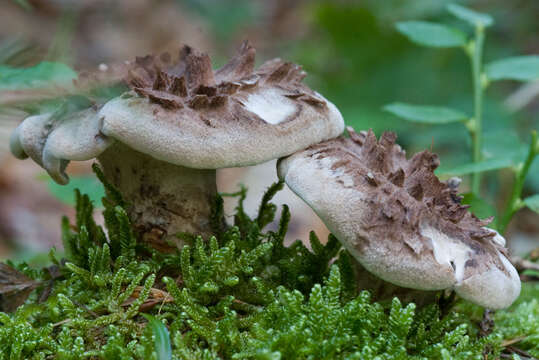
0, 0, 537, 259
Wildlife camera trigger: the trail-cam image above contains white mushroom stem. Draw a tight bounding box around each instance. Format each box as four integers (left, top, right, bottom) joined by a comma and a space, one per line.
97, 143, 217, 251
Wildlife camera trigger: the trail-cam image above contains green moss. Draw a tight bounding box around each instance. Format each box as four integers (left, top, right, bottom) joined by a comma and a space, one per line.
0, 166, 537, 359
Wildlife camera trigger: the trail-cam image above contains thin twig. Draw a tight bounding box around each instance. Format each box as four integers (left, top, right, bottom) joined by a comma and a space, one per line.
52, 319, 71, 328
501, 336, 527, 347
72, 300, 99, 318
504, 345, 538, 360
512, 256, 539, 272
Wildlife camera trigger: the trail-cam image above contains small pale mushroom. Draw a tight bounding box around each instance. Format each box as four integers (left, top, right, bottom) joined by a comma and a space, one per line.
10, 42, 344, 250
277, 127, 520, 309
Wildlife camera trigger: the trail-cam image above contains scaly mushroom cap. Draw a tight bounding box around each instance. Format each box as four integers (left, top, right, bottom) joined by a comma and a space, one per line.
98, 41, 344, 168
10, 42, 343, 182
278, 127, 520, 309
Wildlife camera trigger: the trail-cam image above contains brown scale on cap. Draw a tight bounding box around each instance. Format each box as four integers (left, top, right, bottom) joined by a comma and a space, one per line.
125, 41, 321, 112
308, 127, 506, 272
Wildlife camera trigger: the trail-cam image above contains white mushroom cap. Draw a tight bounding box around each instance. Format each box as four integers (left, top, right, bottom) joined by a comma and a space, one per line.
42, 108, 112, 184
99, 42, 344, 169
9, 124, 28, 160
10, 42, 343, 183
278, 128, 520, 309
10, 107, 113, 184
11, 113, 53, 166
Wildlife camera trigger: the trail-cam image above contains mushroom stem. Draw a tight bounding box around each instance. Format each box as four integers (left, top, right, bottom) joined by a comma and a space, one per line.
97, 143, 217, 251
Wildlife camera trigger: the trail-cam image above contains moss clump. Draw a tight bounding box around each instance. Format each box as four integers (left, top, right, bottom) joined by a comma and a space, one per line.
0, 166, 538, 359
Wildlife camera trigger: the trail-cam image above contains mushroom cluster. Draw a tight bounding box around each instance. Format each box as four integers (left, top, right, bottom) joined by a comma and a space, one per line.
277, 127, 520, 309
9, 43, 520, 309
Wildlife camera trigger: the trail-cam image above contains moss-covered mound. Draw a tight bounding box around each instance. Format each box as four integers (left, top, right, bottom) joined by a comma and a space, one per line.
0, 166, 538, 359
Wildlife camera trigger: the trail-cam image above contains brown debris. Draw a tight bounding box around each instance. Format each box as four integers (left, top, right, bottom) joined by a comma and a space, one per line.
0, 263, 39, 312
121, 286, 174, 312
478, 309, 495, 337
512, 256, 539, 282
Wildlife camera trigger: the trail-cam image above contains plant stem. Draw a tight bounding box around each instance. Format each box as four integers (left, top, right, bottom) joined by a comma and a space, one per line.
498, 131, 538, 234
470, 26, 486, 195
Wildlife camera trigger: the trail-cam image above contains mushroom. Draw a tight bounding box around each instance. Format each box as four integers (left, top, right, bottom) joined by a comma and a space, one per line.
10, 42, 344, 250
277, 127, 520, 309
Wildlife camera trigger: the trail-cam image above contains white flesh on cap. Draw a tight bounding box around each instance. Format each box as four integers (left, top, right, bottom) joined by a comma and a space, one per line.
421, 225, 520, 309
243, 88, 297, 125
422, 226, 472, 285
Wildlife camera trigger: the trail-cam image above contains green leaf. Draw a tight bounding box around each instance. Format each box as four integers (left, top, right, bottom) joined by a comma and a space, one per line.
523, 194, 539, 214
482, 131, 527, 160
461, 193, 497, 226
447, 4, 493, 27
143, 314, 172, 360
396, 21, 467, 48
383, 103, 468, 124
13, 0, 33, 11
437, 157, 515, 176
46, 175, 105, 207
0, 61, 76, 90
485, 55, 539, 82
